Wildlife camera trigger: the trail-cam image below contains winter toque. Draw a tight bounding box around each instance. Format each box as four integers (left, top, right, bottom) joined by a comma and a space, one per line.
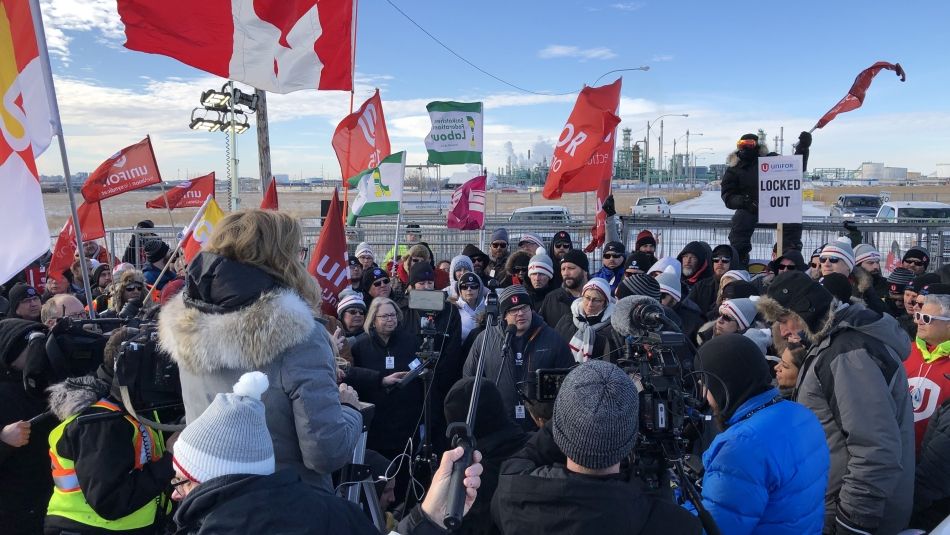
583, 278, 614, 303
656, 266, 682, 302
721, 270, 752, 283
528, 253, 554, 278
491, 228, 509, 245
853, 244, 881, 266
499, 285, 531, 316
903, 246, 931, 269
886, 267, 915, 294
648, 256, 681, 278
553, 360, 638, 470
337, 288, 366, 316
561, 249, 589, 273
603, 241, 625, 257
635, 230, 656, 250
144, 240, 170, 264
409, 261, 435, 286
907, 273, 942, 295
355, 242, 375, 259
617, 273, 662, 300
763, 271, 833, 334
173, 372, 275, 483
719, 297, 757, 331
7, 283, 38, 313
821, 237, 855, 271
518, 233, 545, 253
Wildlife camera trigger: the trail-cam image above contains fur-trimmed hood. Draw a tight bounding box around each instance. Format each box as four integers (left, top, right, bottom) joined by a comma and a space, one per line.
725, 142, 771, 168
47, 376, 110, 420
756, 294, 837, 343
158, 288, 317, 375
850, 264, 874, 294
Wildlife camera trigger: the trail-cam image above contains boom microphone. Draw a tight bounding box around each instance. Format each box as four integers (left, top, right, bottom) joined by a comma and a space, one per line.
611, 295, 666, 336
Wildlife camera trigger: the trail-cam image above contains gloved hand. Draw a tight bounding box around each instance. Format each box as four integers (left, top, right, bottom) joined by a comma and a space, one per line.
796, 131, 812, 151
743, 195, 758, 211
601, 194, 616, 217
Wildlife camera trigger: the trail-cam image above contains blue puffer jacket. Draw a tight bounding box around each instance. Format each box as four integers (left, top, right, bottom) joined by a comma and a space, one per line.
700, 388, 829, 535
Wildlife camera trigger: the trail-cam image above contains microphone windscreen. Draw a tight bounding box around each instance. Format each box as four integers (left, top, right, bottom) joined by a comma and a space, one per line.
505, 324, 518, 335
611, 294, 661, 336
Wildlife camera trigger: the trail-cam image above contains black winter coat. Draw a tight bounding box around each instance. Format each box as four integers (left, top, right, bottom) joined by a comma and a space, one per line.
492, 423, 702, 535
720, 153, 761, 214
0, 369, 54, 534
911, 397, 950, 531
349, 329, 425, 453
538, 287, 576, 328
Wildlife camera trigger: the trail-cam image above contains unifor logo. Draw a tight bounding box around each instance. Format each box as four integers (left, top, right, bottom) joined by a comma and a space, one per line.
760, 163, 770, 173
176, 181, 192, 189
113, 154, 127, 169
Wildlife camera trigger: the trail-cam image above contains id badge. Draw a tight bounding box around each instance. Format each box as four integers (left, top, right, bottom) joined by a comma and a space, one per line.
515, 404, 526, 419
515, 352, 523, 366
385, 356, 395, 370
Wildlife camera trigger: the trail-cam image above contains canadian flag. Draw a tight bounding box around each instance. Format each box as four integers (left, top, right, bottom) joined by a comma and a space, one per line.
117, 0, 355, 92
47, 202, 106, 281
447, 175, 486, 230
81, 137, 162, 203
260, 178, 279, 210
332, 89, 391, 180
146, 172, 215, 209
308, 188, 348, 317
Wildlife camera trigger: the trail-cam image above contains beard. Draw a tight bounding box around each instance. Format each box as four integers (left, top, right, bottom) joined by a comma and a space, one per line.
563, 276, 581, 289
682, 266, 694, 277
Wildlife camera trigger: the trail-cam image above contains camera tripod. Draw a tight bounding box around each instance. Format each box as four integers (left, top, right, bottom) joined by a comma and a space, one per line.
341, 427, 386, 532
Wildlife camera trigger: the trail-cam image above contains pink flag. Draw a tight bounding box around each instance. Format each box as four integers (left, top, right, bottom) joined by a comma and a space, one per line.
447, 175, 486, 230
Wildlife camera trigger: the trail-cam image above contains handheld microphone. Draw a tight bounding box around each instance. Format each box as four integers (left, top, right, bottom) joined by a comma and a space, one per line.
611, 295, 666, 336
501, 323, 517, 354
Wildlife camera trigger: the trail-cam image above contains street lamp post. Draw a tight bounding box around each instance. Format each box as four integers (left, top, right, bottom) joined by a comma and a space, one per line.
645, 113, 688, 194
691, 147, 715, 187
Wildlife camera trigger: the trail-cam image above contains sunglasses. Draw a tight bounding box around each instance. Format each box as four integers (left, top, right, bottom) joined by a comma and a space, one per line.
554, 243, 571, 249
736, 139, 758, 150
915, 311, 950, 324
712, 256, 731, 264
125, 284, 144, 291
345, 309, 365, 316
409, 257, 424, 264
819, 257, 840, 264
810, 263, 819, 269
776, 264, 796, 271
513, 266, 528, 273
904, 259, 925, 266
373, 278, 390, 287
717, 314, 737, 323
603, 253, 623, 259
490, 242, 508, 249
459, 284, 480, 291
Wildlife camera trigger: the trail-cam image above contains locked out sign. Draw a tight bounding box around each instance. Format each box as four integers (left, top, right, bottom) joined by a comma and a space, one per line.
758, 155, 803, 224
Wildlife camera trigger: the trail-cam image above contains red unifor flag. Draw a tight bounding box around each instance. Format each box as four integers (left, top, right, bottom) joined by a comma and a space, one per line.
332, 89, 391, 180
309, 188, 349, 317
260, 178, 279, 210
146, 172, 215, 209
117, 0, 354, 92
815, 61, 906, 129
447, 175, 486, 230
81, 136, 162, 203
47, 202, 106, 280
542, 78, 622, 200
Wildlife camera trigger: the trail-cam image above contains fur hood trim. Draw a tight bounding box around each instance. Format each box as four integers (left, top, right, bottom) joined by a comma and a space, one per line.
725, 142, 771, 168
851, 265, 873, 294
158, 288, 316, 375
756, 294, 837, 343
47, 376, 110, 420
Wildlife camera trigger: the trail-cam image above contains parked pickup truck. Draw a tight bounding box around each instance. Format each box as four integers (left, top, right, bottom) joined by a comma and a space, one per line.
632, 196, 671, 217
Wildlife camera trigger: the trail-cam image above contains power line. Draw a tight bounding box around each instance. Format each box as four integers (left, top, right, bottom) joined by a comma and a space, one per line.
383, 0, 648, 96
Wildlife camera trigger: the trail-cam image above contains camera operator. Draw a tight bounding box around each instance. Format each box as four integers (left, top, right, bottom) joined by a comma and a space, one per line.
97, 270, 149, 327
695, 334, 828, 534
40, 294, 87, 328
404, 262, 464, 400
44, 327, 176, 534
463, 285, 573, 431
492, 360, 700, 534
0, 318, 55, 533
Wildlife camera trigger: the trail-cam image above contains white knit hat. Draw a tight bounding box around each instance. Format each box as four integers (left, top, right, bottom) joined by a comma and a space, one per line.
656, 266, 681, 302
721, 270, 752, 283
583, 278, 614, 303
336, 289, 366, 316
518, 233, 544, 252
821, 237, 855, 271
648, 256, 681, 278
355, 242, 375, 259
528, 253, 554, 278
173, 372, 275, 483
719, 297, 757, 331
853, 243, 881, 266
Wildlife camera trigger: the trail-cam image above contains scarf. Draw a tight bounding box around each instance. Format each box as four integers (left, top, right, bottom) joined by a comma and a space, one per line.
915, 338, 950, 364
567, 298, 615, 363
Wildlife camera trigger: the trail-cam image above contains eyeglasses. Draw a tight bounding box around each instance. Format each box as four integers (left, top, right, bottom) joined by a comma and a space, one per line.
904, 259, 925, 266
490, 242, 507, 249
512, 266, 528, 274
124, 284, 144, 291
736, 139, 758, 150
810, 263, 819, 269
373, 278, 390, 287
459, 284, 480, 291
776, 263, 796, 271
603, 253, 623, 259
506, 305, 531, 316
554, 243, 571, 249
915, 311, 950, 324
819, 257, 840, 264
712, 256, 731, 264
377, 313, 398, 321
171, 476, 193, 489
582, 295, 605, 305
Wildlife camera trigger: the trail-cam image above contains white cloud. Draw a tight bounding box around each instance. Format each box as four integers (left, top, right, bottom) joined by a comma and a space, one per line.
538, 45, 617, 61
651, 54, 674, 62
40, 0, 125, 63
611, 2, 646, 11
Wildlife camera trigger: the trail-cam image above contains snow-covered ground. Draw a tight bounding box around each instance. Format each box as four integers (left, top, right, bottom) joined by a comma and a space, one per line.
672, 191, 827, 218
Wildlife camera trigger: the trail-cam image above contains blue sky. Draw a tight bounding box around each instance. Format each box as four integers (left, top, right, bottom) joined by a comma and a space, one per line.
33, 0, 950, 181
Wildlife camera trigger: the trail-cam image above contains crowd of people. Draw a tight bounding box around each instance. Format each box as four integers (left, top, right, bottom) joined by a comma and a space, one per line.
1, 185, 949, 534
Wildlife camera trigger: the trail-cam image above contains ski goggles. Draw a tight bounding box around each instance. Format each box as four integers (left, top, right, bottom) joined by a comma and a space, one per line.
736, 138, 758, 150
